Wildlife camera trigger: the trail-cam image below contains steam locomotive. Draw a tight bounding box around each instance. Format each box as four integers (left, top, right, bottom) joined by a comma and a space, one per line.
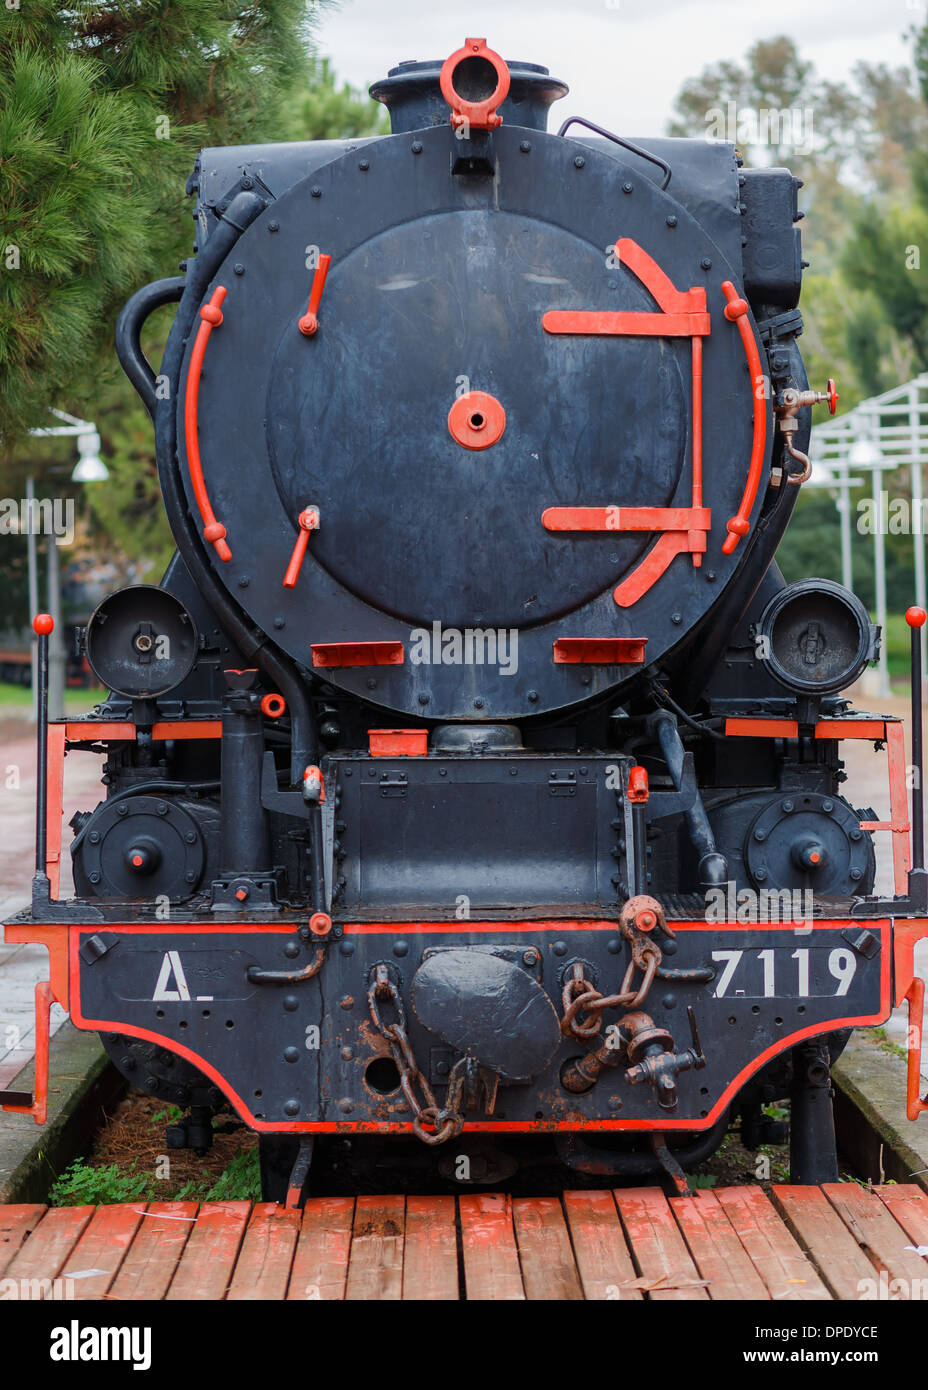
5, 40, 928, 1201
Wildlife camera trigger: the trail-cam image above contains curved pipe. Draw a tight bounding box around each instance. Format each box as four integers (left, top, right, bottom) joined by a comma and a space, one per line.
554, 1110, 730, 1175
116, 277, 186, 419
152, 190, 318, 782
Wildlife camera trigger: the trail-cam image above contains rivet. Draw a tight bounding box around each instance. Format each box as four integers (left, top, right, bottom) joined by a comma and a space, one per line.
156, 801, 168, 815
339, 1098, 353, 1113
273, 617, 285, 629
88, 830, 100, 844
622, 182, 633, 194
663, 993, 676, 1009
822, 799, 834, 812
607, 938, 621, 954
284, 1046, 299, 1063
528, 690, 539, 702
359, 159, 370, 171
850, 868, 863, 881
339, 939, 355, 955
418, 693, 430, 704
522, 949, 538, 966
184, 870, 196, 883
701, 257, 712, 269
89, 871, 101, 884
339, 995, 354, 1010
666, 215, 677, 227
411, 140, 423, 154
782, 800, 794, 813
185, 831, 197, 844
393, 940, 409, 957
268, 220, 280, 233
284, 941, 300, 959
607, 1095, 622, 1111
283, 995, 299, 1012
238, 575, 250, 588
754, 829, 766, 841
311, 186, 322, 197
553, 940, 568, 956
367, 678, 377, 690
474, 697, 485, 708
755, 867, 768, 881
233, 263, 245, 276
341, 1046, 353, 1061
707, 570, 717, 582
284, 1100, 300, 1115
671, 612, 682, 625
520, 140, 531, 153
574, 155, 585, 169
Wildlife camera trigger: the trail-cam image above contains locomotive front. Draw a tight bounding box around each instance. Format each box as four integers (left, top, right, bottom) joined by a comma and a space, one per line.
5, 40, 928, 1197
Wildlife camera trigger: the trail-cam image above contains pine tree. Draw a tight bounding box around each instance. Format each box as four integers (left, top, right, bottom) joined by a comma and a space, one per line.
0, 3, 389, 623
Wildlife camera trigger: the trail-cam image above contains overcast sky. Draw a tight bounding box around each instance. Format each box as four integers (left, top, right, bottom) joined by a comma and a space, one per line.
315, 0, 922, 136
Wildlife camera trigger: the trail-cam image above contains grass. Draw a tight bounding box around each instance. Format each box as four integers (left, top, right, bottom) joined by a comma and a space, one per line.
49, 1147, 261, 1206
871, 1025, 908, 1061
0, 681, 107, 714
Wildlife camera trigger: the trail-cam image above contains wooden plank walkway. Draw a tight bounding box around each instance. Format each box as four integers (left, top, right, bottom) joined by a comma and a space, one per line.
2, 1184, 928, 1300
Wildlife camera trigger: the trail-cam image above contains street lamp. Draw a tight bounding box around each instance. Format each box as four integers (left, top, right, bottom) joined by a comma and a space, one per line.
26, 410, 108, 719
71, 430, 109, 483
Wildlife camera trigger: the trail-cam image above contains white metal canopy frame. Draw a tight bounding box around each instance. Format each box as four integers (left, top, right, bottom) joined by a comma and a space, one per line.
809, 372, 928, 694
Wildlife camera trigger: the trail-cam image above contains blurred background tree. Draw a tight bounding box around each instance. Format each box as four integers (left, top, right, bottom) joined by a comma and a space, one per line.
0, 1, 386, 629
668, 28, 928, 616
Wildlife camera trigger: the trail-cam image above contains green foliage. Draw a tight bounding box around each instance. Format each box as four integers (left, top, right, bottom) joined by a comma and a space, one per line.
50, 1157, 155, 1205
48, 1144, 260, 1205
279, 55, 389, 141
0, 1, 389, 586
173, 1146, 260, 1201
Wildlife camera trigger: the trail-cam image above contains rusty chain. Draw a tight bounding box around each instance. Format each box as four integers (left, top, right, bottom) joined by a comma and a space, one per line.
367, 964, 464, 1146
560, 896, 671, 1041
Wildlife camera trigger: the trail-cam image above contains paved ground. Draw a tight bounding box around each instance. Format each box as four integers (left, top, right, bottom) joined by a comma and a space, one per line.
0, 714, 103, 1091
0, 687, 925, 1090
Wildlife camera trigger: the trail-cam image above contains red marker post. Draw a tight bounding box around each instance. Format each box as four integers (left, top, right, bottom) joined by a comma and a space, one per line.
906, 606, 927, 904
32, 614, 54, 889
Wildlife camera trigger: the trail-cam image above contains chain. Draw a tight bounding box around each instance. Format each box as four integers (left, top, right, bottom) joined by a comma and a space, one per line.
367, 964, 463, 1146
560, 896, 669, 1041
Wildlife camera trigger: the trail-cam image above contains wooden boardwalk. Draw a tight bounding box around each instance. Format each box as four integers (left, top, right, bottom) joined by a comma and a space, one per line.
2, 1184, 928, 1300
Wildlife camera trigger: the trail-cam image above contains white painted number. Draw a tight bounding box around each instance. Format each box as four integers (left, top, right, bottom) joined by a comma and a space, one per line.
792, 948, 810, 997
757, 948, 775, 998
828, 947, 857, 996
711, 950, 743, 998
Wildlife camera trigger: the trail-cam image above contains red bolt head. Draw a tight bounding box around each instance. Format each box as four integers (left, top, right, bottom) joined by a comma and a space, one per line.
33, 613, 54, 636
906, 607, 927, 629
235, 888, 248, 901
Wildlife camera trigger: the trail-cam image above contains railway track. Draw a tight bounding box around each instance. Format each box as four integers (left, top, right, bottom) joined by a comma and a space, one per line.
3, 1182, 928, 1301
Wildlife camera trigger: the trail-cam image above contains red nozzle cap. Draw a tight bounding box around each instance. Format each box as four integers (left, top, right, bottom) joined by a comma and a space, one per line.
826, 378, 838, 415
33, 613, 54, 636
309, 912, 331, 936
906, 607, 927, 629
628, 766, 649, 804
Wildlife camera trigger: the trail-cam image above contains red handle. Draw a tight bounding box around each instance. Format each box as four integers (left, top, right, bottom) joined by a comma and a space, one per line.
282, 507, 320, 588
720, 281, 767, 555
298, 255, 332, 336
184, 286, 232, 561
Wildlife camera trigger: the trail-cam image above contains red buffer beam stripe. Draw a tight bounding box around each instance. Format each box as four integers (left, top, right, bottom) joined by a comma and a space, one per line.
184, 285, 232, 562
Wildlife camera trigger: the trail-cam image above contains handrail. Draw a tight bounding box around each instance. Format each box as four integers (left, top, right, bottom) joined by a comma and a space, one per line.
183, 285, 232, 562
